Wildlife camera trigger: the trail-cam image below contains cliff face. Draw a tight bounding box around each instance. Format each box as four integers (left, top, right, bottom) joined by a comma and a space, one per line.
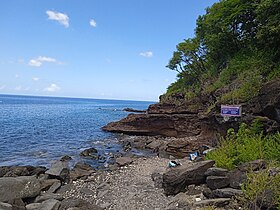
102, 79, 280, 145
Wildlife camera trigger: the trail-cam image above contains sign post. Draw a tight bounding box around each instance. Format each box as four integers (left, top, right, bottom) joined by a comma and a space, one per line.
221, 105, 242, 117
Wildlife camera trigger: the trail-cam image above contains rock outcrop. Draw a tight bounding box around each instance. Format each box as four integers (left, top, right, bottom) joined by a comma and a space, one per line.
103, 79, 280, 153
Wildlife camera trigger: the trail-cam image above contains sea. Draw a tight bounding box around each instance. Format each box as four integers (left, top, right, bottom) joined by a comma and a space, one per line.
0, 94, 154, 168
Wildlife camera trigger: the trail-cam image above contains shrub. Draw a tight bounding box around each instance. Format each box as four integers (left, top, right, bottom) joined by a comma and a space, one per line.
241, 164, 280, 209
206, 123, 280, 170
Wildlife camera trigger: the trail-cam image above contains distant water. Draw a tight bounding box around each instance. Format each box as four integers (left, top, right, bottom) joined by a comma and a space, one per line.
0, 95, 154, 167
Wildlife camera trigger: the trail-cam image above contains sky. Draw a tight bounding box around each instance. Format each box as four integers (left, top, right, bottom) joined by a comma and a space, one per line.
0, 0, 217, 101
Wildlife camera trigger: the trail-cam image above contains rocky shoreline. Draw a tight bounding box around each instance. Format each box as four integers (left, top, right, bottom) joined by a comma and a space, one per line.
0, 134, 277, 210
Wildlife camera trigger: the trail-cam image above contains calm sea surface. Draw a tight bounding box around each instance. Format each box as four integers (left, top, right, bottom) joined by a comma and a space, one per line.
0, 94, 154, 167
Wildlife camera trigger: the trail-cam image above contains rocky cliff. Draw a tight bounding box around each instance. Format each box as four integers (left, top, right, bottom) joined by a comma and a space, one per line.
103, 78, 280, 146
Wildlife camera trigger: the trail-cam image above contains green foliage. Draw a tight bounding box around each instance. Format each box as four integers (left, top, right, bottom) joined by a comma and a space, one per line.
206, 122, 280, 170
241, 163, 280, 209
165, 0, 280, 105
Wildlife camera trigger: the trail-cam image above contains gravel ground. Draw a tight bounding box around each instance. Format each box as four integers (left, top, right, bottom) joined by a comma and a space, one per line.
62, 156, 176, 210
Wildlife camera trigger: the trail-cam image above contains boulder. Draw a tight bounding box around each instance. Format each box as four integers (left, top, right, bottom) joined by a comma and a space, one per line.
162, 160, 215, 195
212, 188, 243, 198
206, 176, 230, 190
70, 162, 95, 181
40, 199, 61, 210
0, 166, 46, 177
116, 157, 133, 167
79, 148, 98, 158
45, 161, 70, 183
47, 180, 61, 193
0, 176, 41, 202
35, 193, 64, 203
165, 138, 200, 158
7, 198, 25, 210
0, 202, 12, 210
229, 160, 266, 189
205, 167, 228, 177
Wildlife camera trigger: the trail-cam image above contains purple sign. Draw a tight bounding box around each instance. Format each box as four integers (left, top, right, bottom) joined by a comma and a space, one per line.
221, 105, 242, 117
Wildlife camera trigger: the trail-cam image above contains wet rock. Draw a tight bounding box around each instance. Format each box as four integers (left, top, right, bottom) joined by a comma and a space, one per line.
60, 155, 72, 162
0, 201, 12, 210
162, 160, 215, 196
206, 176, 230, 190
45, 161, 70, 183
205, 167, 228, 177
0, 166, 46, 177
194, 198, 231, 207
116, 157, 133, 167
123, 108, 146, 113
0, 176, 41, 202
80, 148, 98, 158
212, 188, 243, 198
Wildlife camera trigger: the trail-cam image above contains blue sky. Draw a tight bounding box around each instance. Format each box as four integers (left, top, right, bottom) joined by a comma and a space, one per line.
0, 0, 217, 101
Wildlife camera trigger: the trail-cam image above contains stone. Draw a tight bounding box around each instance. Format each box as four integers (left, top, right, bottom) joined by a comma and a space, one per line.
0, 202, 12, 210
116, 157, 133, 167
47, 180, 61, 193
167, 192, 191, 210
26, 203, 42, 210
0, 176, 41, 202
7, 198, 25, 210
35, 193, 64, 203
40, 199, 61, 210
41, 179, 61, 191
162, 160, 215, 196
60, 198, 103, 210
0, 166, 46, 177
79, 148, 98, 158
206, 176, 230, 190
70, 162, 95, 181
151, 172, 163, 188
205, 167, 229, 177
45, 161, 70, 183
212, 188, 243, 198
60, 155, 72, 162
194, 198, 231, 207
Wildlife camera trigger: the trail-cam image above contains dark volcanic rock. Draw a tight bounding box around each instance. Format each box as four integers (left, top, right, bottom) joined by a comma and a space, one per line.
80, 147, 98, 158
229, 159, 266, 189
116, 157, 133, 167
123, 108, 146, 113
0, 176, 41, 202
205, 167, 229, 177
206, 176, 230, 190
70, 162, 95, 181
0, 166, 46, 177
45, 161, 70, 183
162, 160, 215, 196
194, 198, 231, 208
212, 188, 243, 198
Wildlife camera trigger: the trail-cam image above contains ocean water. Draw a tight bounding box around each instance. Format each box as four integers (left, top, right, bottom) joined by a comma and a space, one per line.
0, 94, 154, 167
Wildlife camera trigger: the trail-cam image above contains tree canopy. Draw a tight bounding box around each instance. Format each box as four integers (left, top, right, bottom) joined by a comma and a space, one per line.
164, 0, 280, 103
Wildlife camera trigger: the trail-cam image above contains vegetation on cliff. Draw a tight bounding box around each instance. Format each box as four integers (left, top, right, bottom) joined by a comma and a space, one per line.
163, 0, 280, 105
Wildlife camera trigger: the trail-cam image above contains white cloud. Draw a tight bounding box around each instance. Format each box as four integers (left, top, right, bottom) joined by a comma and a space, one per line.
28, 56, 60, 67
32, 77, 40, 81
46, 10, 69, 28
44, 83, 61, 92
0, 85, 6, 90
139, 51, 153, 58
89, 19, 97, 28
